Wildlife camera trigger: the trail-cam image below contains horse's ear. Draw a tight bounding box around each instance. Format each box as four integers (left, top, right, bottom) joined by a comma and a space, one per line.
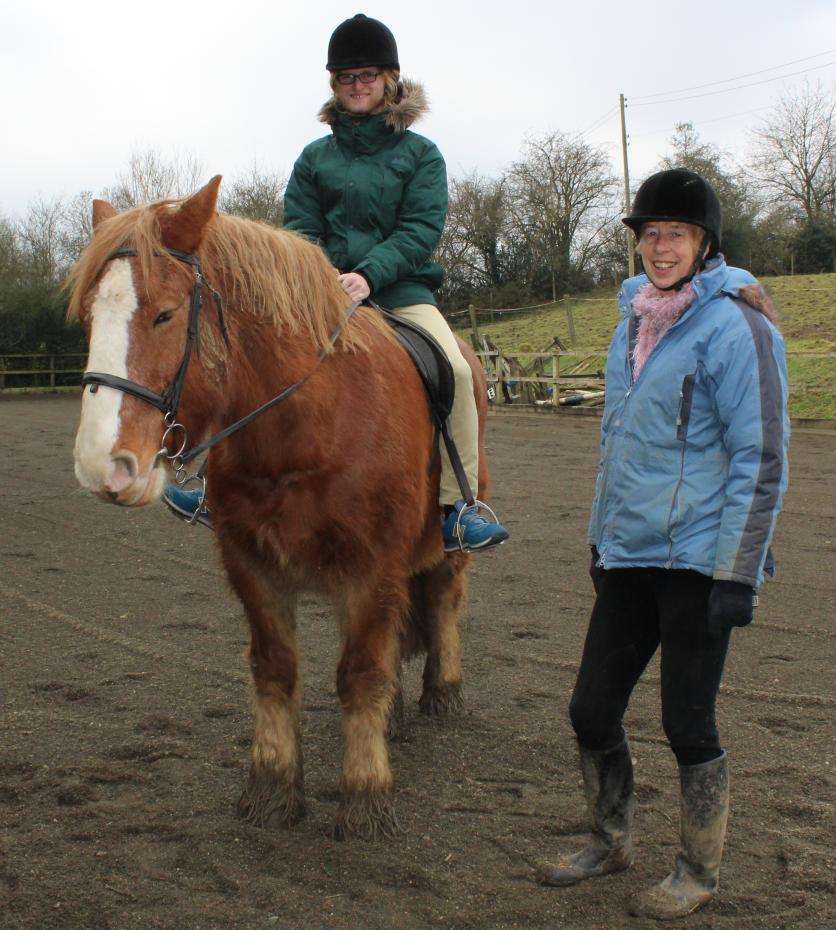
161, 175, 223, 254
92, 199, 118, 229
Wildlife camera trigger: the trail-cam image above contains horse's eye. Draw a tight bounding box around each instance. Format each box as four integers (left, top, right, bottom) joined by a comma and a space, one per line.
153, 310, 173, 327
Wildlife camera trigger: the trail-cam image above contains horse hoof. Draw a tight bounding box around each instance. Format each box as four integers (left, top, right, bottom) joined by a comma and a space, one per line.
419, 683, 463, 716
332, 789, 402, 841
236, 768, 306, 828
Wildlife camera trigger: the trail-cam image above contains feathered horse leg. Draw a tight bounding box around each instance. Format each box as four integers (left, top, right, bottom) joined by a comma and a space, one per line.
220, 537, 305, 828
333, 574, 407, 840
413, 554, 468, 715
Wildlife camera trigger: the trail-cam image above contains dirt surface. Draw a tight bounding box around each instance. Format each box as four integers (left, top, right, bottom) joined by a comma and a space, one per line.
1, 394, 834, 930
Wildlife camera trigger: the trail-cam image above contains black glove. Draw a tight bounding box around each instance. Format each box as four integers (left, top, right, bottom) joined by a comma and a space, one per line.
589, 546, 605, 595
707, 580, 756, 637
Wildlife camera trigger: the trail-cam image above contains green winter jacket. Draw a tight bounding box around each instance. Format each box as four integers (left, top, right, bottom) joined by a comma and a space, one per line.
283, 80, 447, 309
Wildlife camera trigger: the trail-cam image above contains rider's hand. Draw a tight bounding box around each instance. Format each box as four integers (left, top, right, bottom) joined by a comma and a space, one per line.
338, 272, 371, 302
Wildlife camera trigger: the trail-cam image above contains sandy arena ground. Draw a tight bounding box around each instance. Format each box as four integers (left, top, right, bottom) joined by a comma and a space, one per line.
1, 394, 833, 930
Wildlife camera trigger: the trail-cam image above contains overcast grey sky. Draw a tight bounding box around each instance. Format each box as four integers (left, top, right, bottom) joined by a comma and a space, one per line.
2, 0, 834, 218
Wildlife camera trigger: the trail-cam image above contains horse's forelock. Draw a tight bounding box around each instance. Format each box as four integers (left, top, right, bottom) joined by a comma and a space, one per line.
66, 201, 185, 321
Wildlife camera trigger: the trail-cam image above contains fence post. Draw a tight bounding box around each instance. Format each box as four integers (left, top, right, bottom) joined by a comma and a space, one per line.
552, 352, 560, 406
468, 304, 481, 351
495, 351, 506, 405
565, 306, 577, 345
49, 355, 56, 390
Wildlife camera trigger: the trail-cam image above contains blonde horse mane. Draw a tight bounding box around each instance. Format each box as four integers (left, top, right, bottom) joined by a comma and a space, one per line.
67, 199, 384, 353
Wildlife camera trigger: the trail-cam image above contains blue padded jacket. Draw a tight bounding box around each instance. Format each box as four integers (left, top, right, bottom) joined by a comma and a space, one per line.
588, 257, 789, 587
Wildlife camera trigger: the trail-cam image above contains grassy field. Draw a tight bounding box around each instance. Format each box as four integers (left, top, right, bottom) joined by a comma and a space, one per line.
452, 272, 836, 420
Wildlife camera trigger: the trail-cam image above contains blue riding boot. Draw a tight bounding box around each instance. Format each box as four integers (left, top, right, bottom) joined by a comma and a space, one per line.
442, 500, 509, 552
163, 485, 213, 529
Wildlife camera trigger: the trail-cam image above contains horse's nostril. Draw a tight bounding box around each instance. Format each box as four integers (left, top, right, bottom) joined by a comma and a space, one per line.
114, 455, 137, 479
108, 454, 139, 494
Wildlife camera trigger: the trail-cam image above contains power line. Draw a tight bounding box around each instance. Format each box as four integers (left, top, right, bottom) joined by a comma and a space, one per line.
630, 48, 836, 101
629, 106, 773, 140
629, 60, 836, 107
580, 106, 619, 138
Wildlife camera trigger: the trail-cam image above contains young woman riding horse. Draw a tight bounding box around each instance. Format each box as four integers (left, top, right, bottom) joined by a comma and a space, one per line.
68, 175, 497, 839
164, 12, 509, 553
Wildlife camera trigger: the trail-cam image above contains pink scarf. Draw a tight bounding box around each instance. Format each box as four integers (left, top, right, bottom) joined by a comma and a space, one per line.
631, 282, 697, 378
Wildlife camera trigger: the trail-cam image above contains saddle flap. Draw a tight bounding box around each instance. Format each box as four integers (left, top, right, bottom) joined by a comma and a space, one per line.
374, 304, 455, 424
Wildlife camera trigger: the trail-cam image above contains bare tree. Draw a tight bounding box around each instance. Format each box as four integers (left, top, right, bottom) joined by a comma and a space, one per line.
506, 132, 619, 300
436, 173, 509, 297
101, 149, 205, 209
60, 191, 95, 264
750, 81, 836, 222
17, 196, 66, 285
219, 165, 286, 226
661, 122, 758, 267
0, 213, 21, 289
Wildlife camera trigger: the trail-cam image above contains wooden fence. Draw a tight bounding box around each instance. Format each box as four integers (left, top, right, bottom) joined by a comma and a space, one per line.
476, 349, 606, 407
1, 352, 833, 413
0, 354, 88, 392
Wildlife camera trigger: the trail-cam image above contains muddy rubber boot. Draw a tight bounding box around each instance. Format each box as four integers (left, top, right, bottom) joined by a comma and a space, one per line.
536, 739, 634, 886
628, 752, 729, 920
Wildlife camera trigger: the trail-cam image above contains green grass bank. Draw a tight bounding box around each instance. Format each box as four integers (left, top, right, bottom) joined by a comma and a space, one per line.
452, 272, 836, 420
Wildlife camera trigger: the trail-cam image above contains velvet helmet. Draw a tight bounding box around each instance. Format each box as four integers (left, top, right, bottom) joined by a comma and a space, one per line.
326, 13, 399, 71
623, 169, 722, 258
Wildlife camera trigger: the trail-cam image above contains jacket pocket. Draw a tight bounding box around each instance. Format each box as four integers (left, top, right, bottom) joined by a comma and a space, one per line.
676, 373, 696, 442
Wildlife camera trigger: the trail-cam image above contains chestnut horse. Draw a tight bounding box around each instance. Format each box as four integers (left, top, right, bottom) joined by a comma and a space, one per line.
68, 176, 492, 840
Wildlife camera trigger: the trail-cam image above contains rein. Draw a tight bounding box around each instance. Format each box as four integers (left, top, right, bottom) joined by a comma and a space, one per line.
81, 247, 359, 501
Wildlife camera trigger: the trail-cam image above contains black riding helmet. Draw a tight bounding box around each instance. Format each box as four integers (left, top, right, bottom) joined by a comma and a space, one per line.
624, 168, 722, 256
623, 168, 722, 290
326, 13, 399, 71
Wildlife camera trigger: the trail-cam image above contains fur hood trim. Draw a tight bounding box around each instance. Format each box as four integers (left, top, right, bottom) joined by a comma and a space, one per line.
736, 283, 779, 326
318, 79, 429, 132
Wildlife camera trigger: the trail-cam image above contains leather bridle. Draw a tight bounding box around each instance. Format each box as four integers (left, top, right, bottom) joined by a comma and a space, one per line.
82, 247, 228, 419
81, 247, 358, 504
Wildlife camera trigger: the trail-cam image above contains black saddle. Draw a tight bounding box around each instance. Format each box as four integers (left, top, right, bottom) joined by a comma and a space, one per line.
370, 301, 472, 504
371, 302, 455, 426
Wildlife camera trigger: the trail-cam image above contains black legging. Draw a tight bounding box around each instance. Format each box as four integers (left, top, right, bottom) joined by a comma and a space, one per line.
569, 568, 731, 767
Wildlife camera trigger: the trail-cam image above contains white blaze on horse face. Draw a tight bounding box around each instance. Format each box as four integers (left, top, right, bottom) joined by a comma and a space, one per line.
73, 259, 138, 492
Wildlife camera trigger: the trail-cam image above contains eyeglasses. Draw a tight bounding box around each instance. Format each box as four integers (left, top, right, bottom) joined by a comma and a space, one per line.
638, 227, 693, 245
335, 70, 381, 85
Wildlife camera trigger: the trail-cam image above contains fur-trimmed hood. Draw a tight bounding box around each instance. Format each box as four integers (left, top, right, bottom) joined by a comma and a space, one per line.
318, 79, 429, 133
736, 283, 779, 325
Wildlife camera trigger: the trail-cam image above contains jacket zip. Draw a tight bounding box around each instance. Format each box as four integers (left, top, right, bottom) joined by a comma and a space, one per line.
600, 307, 689, 569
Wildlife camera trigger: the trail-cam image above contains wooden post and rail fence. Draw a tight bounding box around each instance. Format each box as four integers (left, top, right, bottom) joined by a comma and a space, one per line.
3, 350, 833, 416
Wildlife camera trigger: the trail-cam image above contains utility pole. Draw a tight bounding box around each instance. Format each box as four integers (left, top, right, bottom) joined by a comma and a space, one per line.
619, 93, 635, 278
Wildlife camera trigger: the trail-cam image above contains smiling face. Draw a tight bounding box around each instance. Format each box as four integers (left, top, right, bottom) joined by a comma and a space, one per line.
333, 68, 386, 115
638, 221, 706, 289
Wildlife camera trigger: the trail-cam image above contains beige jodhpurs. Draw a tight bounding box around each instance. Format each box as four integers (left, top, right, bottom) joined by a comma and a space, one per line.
393, 303, 478, 506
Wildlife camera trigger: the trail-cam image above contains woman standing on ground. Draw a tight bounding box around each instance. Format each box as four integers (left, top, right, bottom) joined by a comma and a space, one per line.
536, 168, 789, 920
